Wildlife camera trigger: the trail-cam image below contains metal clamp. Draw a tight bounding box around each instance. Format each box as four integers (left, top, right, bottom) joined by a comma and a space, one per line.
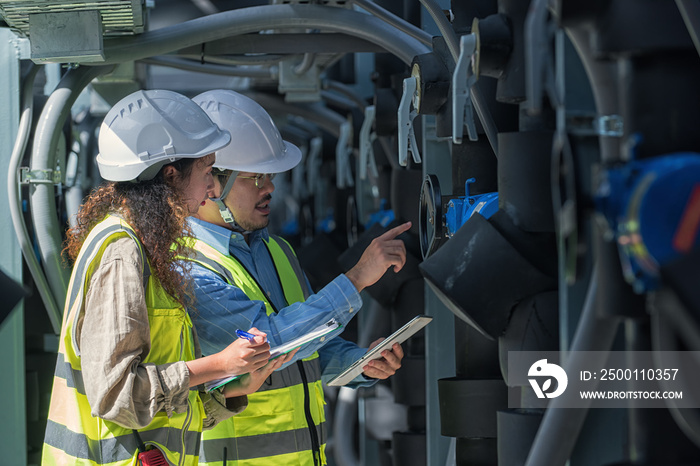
398, 76, 422, 166
359, 105, 379, 180
452, 34, 479, 144
20, 167, 62, 185
336, 121, 354, 189
594, 115, 624, 137
566, 114, 624, 137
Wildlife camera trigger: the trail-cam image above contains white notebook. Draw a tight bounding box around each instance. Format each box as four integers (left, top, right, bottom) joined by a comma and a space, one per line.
205, 318, 342, 392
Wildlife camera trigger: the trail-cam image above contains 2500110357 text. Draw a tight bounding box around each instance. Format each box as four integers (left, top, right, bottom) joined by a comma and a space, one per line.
594, 368, 679, 381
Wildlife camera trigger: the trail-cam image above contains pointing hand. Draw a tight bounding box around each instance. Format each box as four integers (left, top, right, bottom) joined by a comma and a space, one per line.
345, 221, 412, 293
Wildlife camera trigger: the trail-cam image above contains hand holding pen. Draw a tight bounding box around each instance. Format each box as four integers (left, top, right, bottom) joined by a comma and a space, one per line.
236, 329, 267, 342
218, 327, 270, 377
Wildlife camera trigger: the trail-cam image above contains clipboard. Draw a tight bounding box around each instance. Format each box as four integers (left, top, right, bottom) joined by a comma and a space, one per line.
326, 315, 433, 387
205, 318, 342, 392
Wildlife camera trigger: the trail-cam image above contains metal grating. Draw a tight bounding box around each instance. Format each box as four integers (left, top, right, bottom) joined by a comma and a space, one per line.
0, 0, 146, 36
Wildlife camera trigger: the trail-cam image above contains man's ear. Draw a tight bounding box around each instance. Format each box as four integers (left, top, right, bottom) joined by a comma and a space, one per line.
207, 175, 223, 199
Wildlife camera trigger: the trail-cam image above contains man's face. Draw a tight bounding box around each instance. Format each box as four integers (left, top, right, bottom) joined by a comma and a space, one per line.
222, 171, 276, 231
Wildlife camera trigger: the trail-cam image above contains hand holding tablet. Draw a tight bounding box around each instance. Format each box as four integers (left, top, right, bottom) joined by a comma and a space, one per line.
326, 315, 433, 387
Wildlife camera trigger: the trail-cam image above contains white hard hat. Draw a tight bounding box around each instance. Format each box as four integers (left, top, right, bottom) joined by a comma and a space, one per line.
193, 89, 302, 174
97, 89, 231, 181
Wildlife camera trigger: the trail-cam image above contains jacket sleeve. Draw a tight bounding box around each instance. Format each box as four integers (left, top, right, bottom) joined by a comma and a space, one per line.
200, 390, 248, 430
79, 238, 192, 429
189, 262, 362, 363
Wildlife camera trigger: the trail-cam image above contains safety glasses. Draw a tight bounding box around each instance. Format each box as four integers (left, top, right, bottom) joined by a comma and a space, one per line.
237, 173, 277, 189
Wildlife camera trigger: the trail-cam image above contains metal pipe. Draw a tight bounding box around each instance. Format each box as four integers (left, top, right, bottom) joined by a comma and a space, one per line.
139, 55, 274, 78
294, 52, 317, 75
676, 0, 700, 60
248, 91, 346, 138
29, 65, 113, 310
333, 387, 360, 466
471, 83, 499, 156
64, 124, 92, 229
98, 4, 430, 66
352, 0, 433, 47
180, 33, 384, 56
332, 297, 382, 466
323, 79, 368, 110
562, 27, 620, 164
378, 136, 401, 170
321, 90, 362, 112
525, 234, 623, 466
7, 65, 62, 334
179, 53, 288, 66
650, 290, 700, 447
417, 0, 459, 60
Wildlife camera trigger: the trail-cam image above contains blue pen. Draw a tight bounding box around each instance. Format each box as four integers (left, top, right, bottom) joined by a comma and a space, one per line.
236, 329, 255, 340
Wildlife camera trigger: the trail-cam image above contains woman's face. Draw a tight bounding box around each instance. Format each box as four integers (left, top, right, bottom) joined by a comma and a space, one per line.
173, 153, 216, 214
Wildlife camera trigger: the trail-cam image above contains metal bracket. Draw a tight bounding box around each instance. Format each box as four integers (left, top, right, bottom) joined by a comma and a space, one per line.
594, 115, 624, 137
359, 105, 379, 180
336, 121, 355, 189
566, 114, 624, 137
20, 167, 61, 185
398, 76, 422, 166
452, 34, 479, 144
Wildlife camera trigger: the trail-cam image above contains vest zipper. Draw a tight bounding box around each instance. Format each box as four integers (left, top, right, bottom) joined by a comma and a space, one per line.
297, 360, 321, 466
179, 398, 193, 466
178, 326, 190, 466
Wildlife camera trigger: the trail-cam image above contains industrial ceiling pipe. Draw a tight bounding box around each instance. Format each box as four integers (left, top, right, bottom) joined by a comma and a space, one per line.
247, 91, 347, 138
93, 4, 430, 67
140, 56, 274, 78
351, 0, 433, 47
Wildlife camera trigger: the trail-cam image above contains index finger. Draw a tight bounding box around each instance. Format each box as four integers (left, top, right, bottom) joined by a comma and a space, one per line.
380, 221, 412, 240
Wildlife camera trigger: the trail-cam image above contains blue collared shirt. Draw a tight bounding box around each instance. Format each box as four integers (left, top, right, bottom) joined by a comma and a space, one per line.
185, 217, 373, 387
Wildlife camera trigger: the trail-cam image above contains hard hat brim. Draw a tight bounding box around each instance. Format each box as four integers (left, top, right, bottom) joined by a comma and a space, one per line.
214, 139, 302, 174
97, 130, 231, 182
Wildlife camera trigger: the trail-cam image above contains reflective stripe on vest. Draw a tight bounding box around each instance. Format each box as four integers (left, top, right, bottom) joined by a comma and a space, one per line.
42, 215, 205, 466
183, 234, 327, 466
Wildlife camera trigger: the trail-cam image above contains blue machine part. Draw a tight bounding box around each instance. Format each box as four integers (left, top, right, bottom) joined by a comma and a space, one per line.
281, 218, 299, 236
317, 209, 336, 233
365, 198, 396, 229
595, 152, 700, 292
445, 178, 499, 238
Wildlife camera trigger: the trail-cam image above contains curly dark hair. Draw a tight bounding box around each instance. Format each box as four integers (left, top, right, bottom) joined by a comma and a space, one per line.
64, 159, 200, 307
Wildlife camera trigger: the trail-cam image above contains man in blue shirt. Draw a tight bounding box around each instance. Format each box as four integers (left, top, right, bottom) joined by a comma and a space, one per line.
184, 89, 411, 466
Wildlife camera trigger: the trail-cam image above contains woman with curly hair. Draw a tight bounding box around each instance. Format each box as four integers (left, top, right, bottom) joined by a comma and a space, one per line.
42, 90, 294, 466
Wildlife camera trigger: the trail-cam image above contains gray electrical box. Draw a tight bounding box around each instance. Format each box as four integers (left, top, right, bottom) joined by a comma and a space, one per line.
29, 10, 105, 63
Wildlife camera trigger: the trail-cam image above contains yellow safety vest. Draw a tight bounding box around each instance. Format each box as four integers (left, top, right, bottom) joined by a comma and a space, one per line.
183, 234, 327, 466
42, 215, 205, 466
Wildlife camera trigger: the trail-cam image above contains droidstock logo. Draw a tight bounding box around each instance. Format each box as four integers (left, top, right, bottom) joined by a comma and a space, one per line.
528, 359, 568, 398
